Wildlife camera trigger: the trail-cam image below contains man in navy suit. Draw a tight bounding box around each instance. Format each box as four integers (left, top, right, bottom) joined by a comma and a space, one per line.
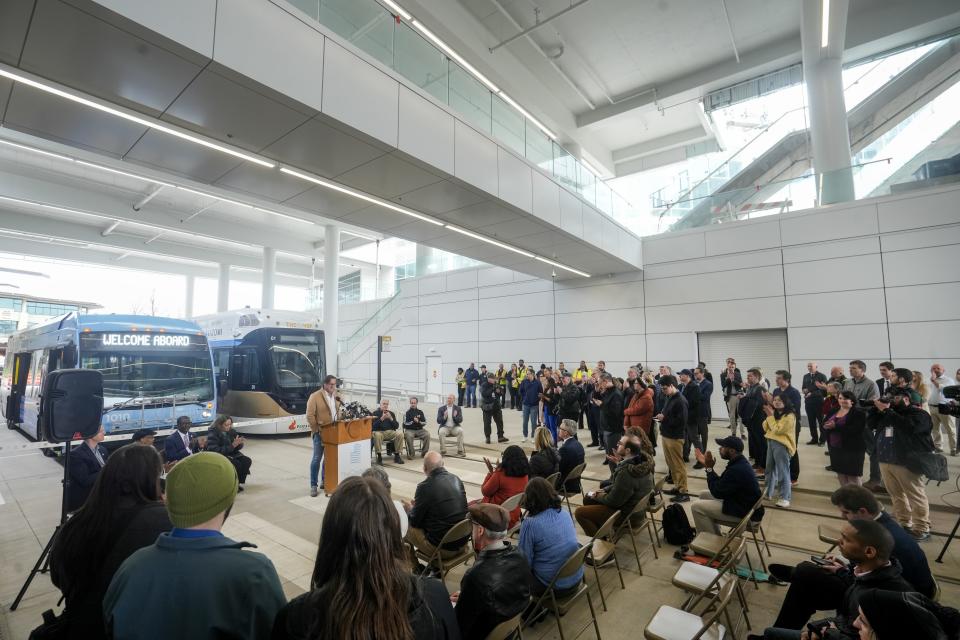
557, 419, 585, 493
164, 416, 198, 466
67, 425, 109, 512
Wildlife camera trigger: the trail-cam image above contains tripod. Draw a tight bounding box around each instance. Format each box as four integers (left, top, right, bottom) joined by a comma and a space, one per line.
935, 472, 960, 564
11, 440, 72, 611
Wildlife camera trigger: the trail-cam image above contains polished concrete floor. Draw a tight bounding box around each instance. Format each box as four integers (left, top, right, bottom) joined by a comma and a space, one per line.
1, 403, 958, 639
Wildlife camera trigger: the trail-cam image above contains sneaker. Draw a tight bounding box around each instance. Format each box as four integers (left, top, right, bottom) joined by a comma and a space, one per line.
806, 439, 819, 445
671, 494, 690, 503
394, 453, 404, 464
776, 499, 791, 508
952, 449, 958, 457
310, 486, 318, 498
237, 485, 245, 492
456, 451, 466, 457
791, 480, 798, 487
522, 437, 528, 443
912, 531, 931, 542
498, 436, 509, 443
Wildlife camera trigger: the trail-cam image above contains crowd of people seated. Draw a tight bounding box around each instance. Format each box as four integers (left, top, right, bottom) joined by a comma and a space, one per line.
40, 355, 957, 640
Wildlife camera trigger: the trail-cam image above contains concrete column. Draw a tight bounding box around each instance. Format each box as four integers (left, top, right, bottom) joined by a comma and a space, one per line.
801, 0, 854, 205
184, 275, 195, 319
261, 246, 276, 309
323, 225, 340, 376
217, 263, 230, 312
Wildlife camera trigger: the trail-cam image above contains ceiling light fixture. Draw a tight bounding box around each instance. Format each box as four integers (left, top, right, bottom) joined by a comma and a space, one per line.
253, 207, 314, 226
821, 0, 830, 49
341, 229, 378, 241
379, 0, 411, 20
443, 224, 535, 258
0, 138, 74, 162
279, 166, 444, 226
0, 65, 275, 168
496, 92, 557, 140
74, 160, 175, 187
534, 256, 590, 278
411, 20, 501, 93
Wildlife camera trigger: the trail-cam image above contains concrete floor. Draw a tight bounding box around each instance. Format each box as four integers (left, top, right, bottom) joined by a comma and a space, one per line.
1, 403, 958, 639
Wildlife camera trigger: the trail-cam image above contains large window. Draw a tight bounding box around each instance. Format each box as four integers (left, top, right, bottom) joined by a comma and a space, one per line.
337, 270, 361, 305
267, 335, 322, 394
26, 302, 78, 316
0, 297, 22, 311
0, 320, 18, 336
81, 352, 214, 403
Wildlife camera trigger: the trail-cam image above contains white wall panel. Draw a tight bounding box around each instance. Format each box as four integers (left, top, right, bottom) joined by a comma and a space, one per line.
555, 308, 643, 338
786, 289, 887, 327
580, 207, 602, 246
781, 237, 879, 264
398, 87, 454, 174
555, 335, 645, 363
780, 203, 877, 245
480, 317, 554, 341
454, 121, 498, 196
600, 219, 620, 254
418, 274, 445, 295
558, 189, 583, 238
646, 297, 786, 333
705, 220, 780, 256
101, 0, 215, 57
882, 244, 960, 287
445, 269, 479, 291
783, 254, 882, 295
643, 249, 780, 280
880, 224, 960, 252
497, 149, 533, 213
477, 266, 517, 287
417, 342, 479, 364
885, 283, 960, 322
531, 171, 561, 227
417, 320, 477, 343
478, 278, 553, 299
889, 320, 960, 359
645, 265, 783, 307
643, 232, 706, 264
878, 188, 960, 232
480, 339, 555, 364
322, 41, 398, 147
479, 291, 554, 319
645, 332, 698, 363
418, 297, 478, 322
788, 324, 890, 359
554, 280, 643, 313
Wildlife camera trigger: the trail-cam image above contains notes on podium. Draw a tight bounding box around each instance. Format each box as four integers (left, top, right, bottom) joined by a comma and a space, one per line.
320, 417, 373, 495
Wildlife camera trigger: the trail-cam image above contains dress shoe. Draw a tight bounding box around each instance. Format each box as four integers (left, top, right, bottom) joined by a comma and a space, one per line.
498, 436, 509, 443
806, 439, 819, 445
692, 462, 705, 469
671, 494, 690, 503
394, 453, 404, 464
376, 453, 383, 465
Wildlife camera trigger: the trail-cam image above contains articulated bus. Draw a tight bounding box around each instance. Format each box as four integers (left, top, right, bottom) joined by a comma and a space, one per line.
195, 309, 326, 435
1, 314, 215, 441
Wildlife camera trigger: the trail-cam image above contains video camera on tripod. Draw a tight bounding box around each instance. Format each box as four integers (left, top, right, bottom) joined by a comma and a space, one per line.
937, 384, 960, 417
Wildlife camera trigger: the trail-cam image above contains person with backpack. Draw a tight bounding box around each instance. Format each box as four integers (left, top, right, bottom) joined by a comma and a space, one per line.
690, 435, 763, 535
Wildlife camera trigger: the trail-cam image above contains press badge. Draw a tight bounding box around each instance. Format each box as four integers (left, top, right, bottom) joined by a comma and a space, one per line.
885, 427, 894, 438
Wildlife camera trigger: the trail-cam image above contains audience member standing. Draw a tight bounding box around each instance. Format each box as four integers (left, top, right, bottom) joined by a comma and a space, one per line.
557, 371, 582, 424
877, 361, 896, 397
844, 360, 882, 491
274, 476, 459, 640
464, 363, 480, 408
678, 369, 702, 463
738, 368, 767, 475
772, 370, 803, 483
822, 391, 867, 486
51, 445, 172, 639
372, 399, 405, 465
506, 364, 520, 410
306, 375, 341, 496
519, 368, 542, 442
623, 377, 654, 439
480, 373, 508, 444
584, 373, 602, 447
928, 363, 957, 455
205, 415, 252, 491
693, 368, 713, 468
456, 367, 466, 407
539, 376, 560, 443
403, 397, 430, 459
452, 504, 530, 640
802, 362, 828, 445
67, 425, 109, 512
104, 453, 286, 639
657, 375, 690, 502
436, 394, 465, 457
762, 396, 796, 508
595, 373, 625, 469
721, 359, 744, 438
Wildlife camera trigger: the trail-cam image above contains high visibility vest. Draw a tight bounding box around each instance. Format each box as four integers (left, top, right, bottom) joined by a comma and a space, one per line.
497, 369, 507, 385
511, 371, 521, 388
573, 367, 592, 381
456, 374, 466, 389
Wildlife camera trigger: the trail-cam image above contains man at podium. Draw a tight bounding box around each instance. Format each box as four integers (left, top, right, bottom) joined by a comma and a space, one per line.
307, 375, 342, 497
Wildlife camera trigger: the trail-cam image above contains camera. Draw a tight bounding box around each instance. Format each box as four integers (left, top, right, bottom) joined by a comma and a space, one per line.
859, 395, 892, 409
939, 385, 960, 417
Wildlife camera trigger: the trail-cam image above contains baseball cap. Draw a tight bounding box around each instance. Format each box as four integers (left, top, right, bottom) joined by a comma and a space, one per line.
715, 435, 744, 452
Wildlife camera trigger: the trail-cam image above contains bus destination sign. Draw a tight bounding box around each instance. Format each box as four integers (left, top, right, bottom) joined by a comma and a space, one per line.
81, 332, 206, 350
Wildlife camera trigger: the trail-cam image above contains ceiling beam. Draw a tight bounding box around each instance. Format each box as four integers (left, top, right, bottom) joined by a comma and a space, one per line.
611, 126, 714, 163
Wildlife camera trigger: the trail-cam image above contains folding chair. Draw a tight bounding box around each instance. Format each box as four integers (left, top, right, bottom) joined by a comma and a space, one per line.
674, 537, 752, 632
585, 511, 625, 612
502, 493, 525, 537
413, 518, 473, 587
645, 579, 737, 640
610, 492, 659, 572
559, 462, 587, 516
647, 475, 668, 547
484, 613, 524, 640
818, 523, 842, 554
522, 544, 601, 640
689, 504, 760, 590
545, 471, 561, 489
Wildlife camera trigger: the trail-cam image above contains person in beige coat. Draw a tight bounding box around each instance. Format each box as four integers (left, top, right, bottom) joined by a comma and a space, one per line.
306, 375, 342, 496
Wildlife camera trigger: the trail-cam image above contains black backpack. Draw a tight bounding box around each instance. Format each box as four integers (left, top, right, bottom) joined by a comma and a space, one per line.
662, 503, 696, 545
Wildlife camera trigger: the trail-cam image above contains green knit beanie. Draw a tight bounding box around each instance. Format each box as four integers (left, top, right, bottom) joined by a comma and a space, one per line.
166, 452, 238, 528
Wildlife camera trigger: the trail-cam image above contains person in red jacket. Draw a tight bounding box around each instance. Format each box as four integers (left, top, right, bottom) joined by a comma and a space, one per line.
623, 378, 654, 436
479, 445, 529, 528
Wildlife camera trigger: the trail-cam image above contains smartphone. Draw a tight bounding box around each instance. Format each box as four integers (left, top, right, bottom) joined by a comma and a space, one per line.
810, 555, 831, 566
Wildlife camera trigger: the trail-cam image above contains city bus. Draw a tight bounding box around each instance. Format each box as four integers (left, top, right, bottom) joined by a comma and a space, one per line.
195, 309, 325, 435
1, 314, 215, 441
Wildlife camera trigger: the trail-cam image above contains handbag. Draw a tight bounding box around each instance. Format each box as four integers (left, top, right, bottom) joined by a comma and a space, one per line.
29, 609, 70, 640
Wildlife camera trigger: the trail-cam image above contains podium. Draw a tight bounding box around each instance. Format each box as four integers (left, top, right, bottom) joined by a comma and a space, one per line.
321, 417, 373, 494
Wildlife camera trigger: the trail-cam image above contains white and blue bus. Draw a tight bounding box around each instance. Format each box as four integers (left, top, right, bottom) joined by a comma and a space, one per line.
1, 314, 215, 440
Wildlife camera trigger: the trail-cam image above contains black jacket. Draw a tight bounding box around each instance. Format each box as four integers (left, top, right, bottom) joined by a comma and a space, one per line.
480, 381, 500, 411
205, 427, 244, 456
455, 543, 531, 640
67, 442, 109, 512
803, 371, 828, 398
720, 369, 743, 400
404, 408, 427, 430
811, 560, 914, 640
737, 384, 765, 423
529, 447, 559, 480
705, 454, 762, 520
867, 404, 935, 472
659, 393, 688, 440
557, 383, 582, 420
599, 387, 624, 435
372, 407, 400, 432
680, 380, 701, 424
273, 575, 461, 640
558, 437, 585, 493
50, 501, 172, 639
409, 468, 469, 548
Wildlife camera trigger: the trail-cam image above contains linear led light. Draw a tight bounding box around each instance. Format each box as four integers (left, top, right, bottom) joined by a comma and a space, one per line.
279, 166, 444, 226
821, 0, 830, 49
75, 160, 175, 187
443, 224, 535, 258
534, 255, 590, 278
341, 229, 378, 241
252, 207, 314, 226
411, 20, 500, 93
379, 0, 411, 20
0, 138, 74, 162
497, 92, 557, 140
0, 66, 275, 169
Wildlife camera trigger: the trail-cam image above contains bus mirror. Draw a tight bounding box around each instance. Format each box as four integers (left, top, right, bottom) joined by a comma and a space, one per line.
40, 369, 104, 443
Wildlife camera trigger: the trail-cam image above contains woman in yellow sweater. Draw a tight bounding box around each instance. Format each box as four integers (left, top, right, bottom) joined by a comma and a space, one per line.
762, 395, 796, 508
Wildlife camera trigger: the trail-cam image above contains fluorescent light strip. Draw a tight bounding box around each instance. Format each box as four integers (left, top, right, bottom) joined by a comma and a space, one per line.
279, 167, 443, 226
0, 138, 74, 162
341, 229, 378, 241
380, 0, 411, 20
253, 207, 314, 226
443, 224, 535, 258
411, 21, 500, 93
821, 0, 830, 49
534, 256, 590, 278
74, 160, 175, 187
0, 66, 274, 169
497, 92, 557, 139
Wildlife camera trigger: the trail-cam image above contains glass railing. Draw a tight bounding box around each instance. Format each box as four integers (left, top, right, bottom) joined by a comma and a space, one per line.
337, 290, 403, 353
284, 0, 634, 225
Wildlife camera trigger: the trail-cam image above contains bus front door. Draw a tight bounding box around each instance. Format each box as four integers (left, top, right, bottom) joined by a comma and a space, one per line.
5, 352, 31, 428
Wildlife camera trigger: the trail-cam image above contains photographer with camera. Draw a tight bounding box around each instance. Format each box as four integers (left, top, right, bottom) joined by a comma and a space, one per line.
928, 363, 957, 456
866, 388, 935, 541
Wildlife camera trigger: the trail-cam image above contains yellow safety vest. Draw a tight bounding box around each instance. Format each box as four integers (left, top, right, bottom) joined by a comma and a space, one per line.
497, 369, 507, 385
456, 374, 466, 389
573, 367, 592, 381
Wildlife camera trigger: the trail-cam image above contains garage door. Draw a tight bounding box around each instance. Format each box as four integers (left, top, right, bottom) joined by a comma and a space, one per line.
698, 329, 789, 421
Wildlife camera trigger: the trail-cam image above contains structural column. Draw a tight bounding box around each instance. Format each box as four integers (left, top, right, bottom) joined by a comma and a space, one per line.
801, 0, 854, 205
261, 247, 276, 310
217, 263, 230, 312
184, 275, 195, 319
323, 225, 340, 376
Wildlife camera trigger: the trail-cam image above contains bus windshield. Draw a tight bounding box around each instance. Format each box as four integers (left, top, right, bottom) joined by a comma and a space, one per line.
268, 334, 322, 394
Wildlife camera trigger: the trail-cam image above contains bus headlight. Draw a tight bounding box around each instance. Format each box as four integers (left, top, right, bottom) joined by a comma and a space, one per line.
201, 410, 212, 418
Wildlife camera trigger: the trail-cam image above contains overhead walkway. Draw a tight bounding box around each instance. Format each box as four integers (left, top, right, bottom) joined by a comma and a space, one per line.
665, 35, 960, 230
0, 0, 642, 280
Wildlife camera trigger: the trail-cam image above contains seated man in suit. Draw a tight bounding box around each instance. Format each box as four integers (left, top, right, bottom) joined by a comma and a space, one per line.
437, 394, 465, 457
557, 419, 585, 493
163, 416, 199, 469
67, 425, 109, 512
372, 399, 405, 465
